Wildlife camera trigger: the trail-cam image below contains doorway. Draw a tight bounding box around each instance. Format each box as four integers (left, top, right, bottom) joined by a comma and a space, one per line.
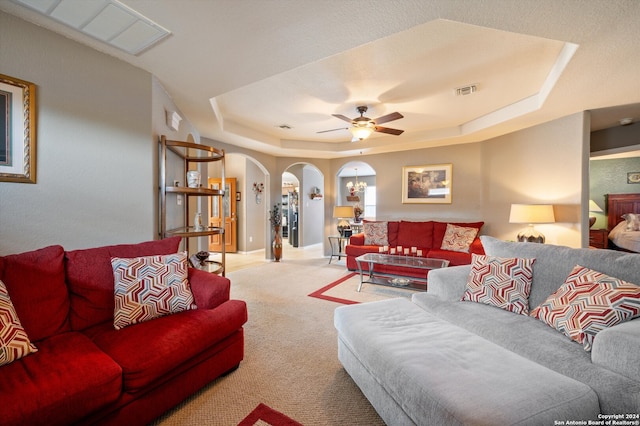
208, 177, 238, 253
281, 163, 324, 249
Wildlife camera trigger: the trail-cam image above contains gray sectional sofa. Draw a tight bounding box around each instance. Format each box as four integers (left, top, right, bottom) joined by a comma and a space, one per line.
334, 236, 640, 425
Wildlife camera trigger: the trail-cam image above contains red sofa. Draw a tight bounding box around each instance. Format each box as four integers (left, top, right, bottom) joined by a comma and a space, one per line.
0, 237, 247, 426
345, 220, 485, 278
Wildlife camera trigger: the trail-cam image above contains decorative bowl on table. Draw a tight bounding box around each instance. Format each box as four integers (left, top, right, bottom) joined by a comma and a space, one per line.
195, 251, 209, 263
389, 278, 410, 287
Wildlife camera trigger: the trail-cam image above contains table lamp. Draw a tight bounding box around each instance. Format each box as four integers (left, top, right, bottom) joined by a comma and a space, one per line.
333, 206, 354, 236
509, 204, 555, 243
588, 200, 603, 228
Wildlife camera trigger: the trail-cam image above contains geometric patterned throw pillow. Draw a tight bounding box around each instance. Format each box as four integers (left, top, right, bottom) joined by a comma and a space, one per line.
364, 221, 389, 246
462, 254, 536, 315
440, 223, 479, 253
530, 265, 640, 351
0, 279, 38, 366
112, 251, 196, 330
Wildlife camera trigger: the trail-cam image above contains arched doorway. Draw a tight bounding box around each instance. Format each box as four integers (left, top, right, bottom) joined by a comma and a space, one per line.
282, 163, 324, 249
337, 161, 377, 230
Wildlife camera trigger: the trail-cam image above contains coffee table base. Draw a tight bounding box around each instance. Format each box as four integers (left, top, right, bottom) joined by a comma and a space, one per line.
357, 271, 427, 292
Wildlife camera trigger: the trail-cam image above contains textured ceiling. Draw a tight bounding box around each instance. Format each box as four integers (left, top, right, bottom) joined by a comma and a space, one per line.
2, 0, 640, 159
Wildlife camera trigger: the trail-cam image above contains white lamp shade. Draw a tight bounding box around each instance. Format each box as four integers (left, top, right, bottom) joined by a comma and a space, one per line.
333, 206, 354, 218
509, 204, 555, 224
589, 200, 604, 213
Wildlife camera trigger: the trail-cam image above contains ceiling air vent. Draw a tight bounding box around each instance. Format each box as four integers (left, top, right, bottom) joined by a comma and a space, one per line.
455, 85, 478, 96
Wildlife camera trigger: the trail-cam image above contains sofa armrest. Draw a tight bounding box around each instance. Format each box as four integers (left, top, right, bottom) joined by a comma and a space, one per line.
188, 268, 231, 310
591, 318, 640, 382
427, 265, 471, 301
349, 233, 365, 245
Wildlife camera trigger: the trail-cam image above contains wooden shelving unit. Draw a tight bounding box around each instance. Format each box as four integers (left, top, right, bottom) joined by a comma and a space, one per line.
159, 135, 226, 275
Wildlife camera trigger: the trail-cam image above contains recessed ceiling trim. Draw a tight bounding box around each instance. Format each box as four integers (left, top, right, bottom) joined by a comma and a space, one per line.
11, 0, 171, 55
461, 41, 578, 135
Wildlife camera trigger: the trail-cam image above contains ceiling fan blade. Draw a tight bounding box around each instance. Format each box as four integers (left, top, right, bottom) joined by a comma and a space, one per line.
332, 114, 354, 123
317, 127, 348, 134
373, 112, 403, 125
374, 126, 404, 135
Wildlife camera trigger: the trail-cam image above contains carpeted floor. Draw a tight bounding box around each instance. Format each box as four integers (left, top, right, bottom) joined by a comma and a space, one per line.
152, 258, 391, 425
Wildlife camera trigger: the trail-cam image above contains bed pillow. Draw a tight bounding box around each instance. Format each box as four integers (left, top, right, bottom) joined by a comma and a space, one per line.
440, 224, 479, 253
622, 213, 640, 231
364, 221, 389, 246
112, 251, 196, 330
462, 254, 535, 315
0, 279, 38, 366
530, 265, 640, 351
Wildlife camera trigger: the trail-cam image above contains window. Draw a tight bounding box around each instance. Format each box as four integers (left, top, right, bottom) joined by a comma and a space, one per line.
364, 186, 376, 219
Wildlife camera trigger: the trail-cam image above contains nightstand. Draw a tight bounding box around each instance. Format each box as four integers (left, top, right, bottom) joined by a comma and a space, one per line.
589, 229, 609, 249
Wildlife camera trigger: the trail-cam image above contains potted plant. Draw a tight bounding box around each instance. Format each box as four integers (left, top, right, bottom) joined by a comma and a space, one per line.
269, 203, 283, 261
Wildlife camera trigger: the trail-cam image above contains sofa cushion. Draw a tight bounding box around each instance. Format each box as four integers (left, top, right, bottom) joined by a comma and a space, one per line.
363, 221, 389, 246
87, 299, 247, 393
426, 248, 472, 267
0, 279, 38, 366
0, 245, 70, 341
440, 224, 479, 253
411, 291, 640, 414
335, 298, 600, 425
397, 221, 434, 248
461, 254, 535, 315
0, 332, 122, 426
66, 237, 182, 331
112, 252, 196, 330
531, 265, 640, 351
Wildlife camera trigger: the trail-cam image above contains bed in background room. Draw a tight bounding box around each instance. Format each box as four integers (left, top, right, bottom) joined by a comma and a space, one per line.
606, 193, 640, 252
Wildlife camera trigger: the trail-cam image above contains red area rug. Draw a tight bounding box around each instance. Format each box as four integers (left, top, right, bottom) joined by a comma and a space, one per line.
307, 272, 360, 305
237, 403, 303, 426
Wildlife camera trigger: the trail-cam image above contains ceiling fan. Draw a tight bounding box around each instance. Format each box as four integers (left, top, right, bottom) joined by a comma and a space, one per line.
318, 106, 404, 141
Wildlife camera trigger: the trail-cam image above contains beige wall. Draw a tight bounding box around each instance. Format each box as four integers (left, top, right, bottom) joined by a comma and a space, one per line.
0, 12, 154, 254
480, 112, 588, 247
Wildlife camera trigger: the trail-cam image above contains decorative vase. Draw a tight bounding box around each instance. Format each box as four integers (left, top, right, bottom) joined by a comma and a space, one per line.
186, 170, 201, 188
272, 225, 283, 262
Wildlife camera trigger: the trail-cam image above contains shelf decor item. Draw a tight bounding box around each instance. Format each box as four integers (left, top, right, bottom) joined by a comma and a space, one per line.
186, 170, 201, 188
194, 212, 204, 231
269, 203, 282, 261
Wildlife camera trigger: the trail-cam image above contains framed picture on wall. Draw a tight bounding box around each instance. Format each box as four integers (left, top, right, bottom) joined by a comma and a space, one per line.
0, 74, 37, 183
627, 172, 640, 184
402, 164, 452, 204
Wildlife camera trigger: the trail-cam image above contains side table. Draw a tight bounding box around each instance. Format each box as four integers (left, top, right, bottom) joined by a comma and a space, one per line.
328, 235, 350, 264
588, 228, 608, 249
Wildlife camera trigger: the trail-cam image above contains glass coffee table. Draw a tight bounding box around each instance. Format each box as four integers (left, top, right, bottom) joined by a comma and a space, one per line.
355, 253, 449, 292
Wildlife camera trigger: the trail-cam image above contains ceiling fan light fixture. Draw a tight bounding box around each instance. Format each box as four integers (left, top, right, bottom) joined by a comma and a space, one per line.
350, 122, 374, 140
